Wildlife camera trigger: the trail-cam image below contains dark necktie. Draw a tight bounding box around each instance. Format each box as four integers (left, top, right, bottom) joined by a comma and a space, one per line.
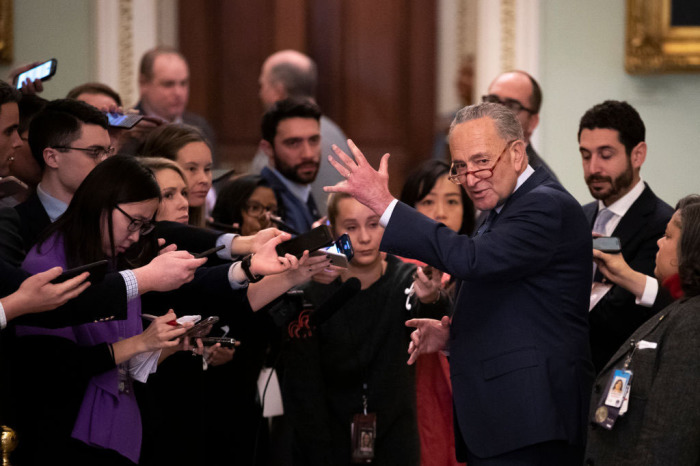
306, 194, 320, 220
475, 209, 498, 237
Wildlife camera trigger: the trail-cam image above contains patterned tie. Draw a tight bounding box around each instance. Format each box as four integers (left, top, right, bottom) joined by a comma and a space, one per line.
593, 208, 614, 236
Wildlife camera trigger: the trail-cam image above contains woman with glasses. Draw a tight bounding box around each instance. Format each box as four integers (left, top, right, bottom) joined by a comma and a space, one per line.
11, 155, 196, 465
585, 195, 700, 465
211, 174, 277, 235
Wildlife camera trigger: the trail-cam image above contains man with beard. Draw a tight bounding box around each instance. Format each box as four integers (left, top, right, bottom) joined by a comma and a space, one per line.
578, 100, 673, 372
259, 98, 322, 233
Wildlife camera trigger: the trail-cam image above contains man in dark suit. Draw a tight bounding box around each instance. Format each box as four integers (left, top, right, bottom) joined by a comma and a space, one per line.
134, 46, 216, 153
578, 100, 674, 373
482, 70, 557, 181
326, 103, 593, 465
259, 99, 323, 233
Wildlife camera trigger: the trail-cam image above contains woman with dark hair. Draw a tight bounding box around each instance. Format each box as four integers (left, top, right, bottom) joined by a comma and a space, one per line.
12, 156, 196, 465
400, 159, 475, 235
138, 123, 213, 227
212, 174, 277, 235
399, 159, 474, 466
585, 195, 700, 465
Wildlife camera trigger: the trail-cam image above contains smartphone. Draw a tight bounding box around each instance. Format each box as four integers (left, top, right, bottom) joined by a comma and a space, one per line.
317, 233, 354, 267
50, 259, 109, 284
0, 176, 29, 199
275, 224, 334, 258
193, 244, 225, 259
106, 112, 143, 129
16, 59, 57, 89
593, 236, 622, 253
199, 337, 238, 348
182, 316, 219, 338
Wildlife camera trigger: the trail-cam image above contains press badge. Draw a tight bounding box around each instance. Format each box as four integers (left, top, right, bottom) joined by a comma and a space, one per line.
351, 412, 376, 463
594, 368, 633, 430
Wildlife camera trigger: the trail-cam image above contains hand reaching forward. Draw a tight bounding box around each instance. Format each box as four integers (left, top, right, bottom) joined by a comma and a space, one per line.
405, 316, 451, 365
413, 266, 444, 304
324, 139, 395, 216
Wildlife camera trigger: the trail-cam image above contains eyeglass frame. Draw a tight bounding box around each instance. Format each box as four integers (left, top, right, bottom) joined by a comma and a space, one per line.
52, 145, 116, 160
481, 94, 536, 114
448, 140, 517, 185
114, 205, 156, 235
244, 201, 278, 217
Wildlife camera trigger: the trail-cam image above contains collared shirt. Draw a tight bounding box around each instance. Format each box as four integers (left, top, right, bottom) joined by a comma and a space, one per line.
36, 183, 68, 223
269, 167, 313, 205
594, 178, 645, 236
0, 301, 6, 329
381, 164, 536, 226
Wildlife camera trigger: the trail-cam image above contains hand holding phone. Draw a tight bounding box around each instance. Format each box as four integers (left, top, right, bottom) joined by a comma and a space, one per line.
276, 224, 334, 258
593, 237, 622, 253
51, 260, 109, 284
15, 59, 57, 89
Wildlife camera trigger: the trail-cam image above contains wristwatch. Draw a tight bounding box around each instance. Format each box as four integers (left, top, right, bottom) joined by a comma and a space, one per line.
241, 254, 263, 283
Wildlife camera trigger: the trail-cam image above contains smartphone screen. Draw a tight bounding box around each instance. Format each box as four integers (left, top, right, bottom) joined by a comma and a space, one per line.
16, 59, 57, 89
106, 113, 143, 129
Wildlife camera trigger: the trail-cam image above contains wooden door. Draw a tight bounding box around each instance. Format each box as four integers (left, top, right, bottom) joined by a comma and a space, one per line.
179, 0, 436, 194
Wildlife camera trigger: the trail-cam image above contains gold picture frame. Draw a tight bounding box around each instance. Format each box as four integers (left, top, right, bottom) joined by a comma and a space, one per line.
626, 0, 700, 74
0, 0, 12, 63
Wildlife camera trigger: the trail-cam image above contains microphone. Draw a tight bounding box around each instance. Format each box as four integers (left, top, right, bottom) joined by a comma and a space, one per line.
309, 277, 362, 327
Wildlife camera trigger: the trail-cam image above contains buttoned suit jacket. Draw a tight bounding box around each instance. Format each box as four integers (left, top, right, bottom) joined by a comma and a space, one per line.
584, 184, 674, 373
381, 168, 594, 458
261, 166, 318, 234
585, 294, 700, 466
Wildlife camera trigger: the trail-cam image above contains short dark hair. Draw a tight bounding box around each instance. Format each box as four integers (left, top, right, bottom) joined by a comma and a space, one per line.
42, 155, 161, 269
212, 175, 271, 230
139, 46, 187, 81
28, 99, 109, 169
66, 82, 123, 107
399, 159, 475, 235
578, 100, 645, 156
678, 198, 700, 297
261, 98, 321, 144
18, 94, 48, 135
0, 80, 21, 110
269, 61, 317, 99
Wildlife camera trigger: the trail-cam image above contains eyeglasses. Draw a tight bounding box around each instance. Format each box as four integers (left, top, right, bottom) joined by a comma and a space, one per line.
52, 145, 116, 160
448, 140, 516, 184
245, 201, 278, 217
482, 94, 536, 114
115, 205, 156, 235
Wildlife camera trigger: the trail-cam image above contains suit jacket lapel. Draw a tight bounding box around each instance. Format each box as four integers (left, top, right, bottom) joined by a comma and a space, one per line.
611, 183, 655, 247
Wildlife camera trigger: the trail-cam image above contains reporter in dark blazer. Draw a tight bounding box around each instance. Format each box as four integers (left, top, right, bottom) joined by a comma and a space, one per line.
585, 200, 700, 466
325, 103, 594, 465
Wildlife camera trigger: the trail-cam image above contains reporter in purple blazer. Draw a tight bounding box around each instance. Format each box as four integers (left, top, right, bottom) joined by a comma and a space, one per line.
325, 103, 594, 465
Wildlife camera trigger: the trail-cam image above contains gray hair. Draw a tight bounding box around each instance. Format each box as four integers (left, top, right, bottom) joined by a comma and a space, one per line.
269, 62, 318, 99
449, 102, 524, 142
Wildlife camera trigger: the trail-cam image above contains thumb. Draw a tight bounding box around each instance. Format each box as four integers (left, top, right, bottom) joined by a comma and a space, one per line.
378, 153, 391, 176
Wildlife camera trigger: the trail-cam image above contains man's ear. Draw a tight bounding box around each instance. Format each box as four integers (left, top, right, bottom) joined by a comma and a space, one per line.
43, 147, 60, 169
259, 140, 274, 166
630, 141, 646, 170
510, 139, 527, 171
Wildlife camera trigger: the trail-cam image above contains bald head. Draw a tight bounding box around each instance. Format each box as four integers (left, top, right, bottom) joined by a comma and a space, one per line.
259, 50, 318, 108
486, 71, 541, 143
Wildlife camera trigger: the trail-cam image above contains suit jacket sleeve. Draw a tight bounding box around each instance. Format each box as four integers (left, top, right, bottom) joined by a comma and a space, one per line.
0, 207, 27, 267
381, 194, 564, 281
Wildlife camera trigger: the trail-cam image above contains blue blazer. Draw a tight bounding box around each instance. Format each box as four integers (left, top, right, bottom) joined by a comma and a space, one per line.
381, 168, 594, 458
261, 166, 319, 233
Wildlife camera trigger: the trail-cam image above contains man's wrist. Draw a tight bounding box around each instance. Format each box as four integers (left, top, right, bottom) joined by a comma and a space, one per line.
242, 254, 264, 283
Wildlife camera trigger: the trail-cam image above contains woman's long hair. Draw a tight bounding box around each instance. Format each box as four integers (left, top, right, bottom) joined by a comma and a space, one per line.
678, 196, 700, 297
40, 156, 161, 269
399, 159, 476, 235
137, 123, 211, 228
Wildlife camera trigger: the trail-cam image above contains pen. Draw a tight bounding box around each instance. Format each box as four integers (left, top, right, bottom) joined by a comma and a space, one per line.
142, 313, 179, 326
